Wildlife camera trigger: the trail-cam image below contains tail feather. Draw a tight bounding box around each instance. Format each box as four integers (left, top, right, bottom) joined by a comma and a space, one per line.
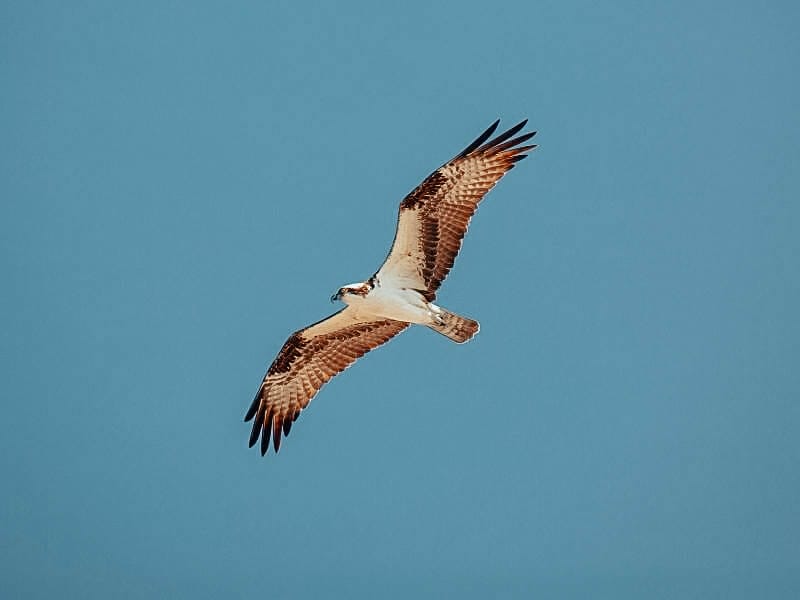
428, 309, 480, 344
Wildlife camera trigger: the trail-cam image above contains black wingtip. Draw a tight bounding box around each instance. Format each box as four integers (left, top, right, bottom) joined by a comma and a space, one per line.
248, 409, 265, 447
457, 119, 501, 158
244, 387, 261, 422
509, 118, 529, 133
509, 144, 538, 162
479, 119, 528, 152
273, 426, 282, 454
260, 422, 270, 456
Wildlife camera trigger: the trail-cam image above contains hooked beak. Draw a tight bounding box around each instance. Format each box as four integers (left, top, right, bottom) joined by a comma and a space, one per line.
330, 291, 340, 303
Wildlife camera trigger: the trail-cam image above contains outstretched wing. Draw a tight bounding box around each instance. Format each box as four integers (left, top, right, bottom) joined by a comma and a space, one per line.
244, 308, 409, 455
376, 119, 537, 301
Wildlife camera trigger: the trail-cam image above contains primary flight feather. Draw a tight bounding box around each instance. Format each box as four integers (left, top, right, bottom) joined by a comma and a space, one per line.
245, 119, 537, 455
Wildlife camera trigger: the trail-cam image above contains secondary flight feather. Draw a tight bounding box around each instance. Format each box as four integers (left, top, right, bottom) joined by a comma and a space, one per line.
245, 119, 537, 455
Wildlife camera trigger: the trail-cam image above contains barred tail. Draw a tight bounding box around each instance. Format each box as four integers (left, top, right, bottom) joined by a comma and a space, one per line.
428, 309, 480, 344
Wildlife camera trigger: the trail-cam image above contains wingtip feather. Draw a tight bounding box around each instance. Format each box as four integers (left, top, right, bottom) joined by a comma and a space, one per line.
260, 416, 272, 456
479, 119, 529, 152
273, 436, 281, 453
248, 408, 265, 447
457, 119, 501, 158
244, 388, 261, 422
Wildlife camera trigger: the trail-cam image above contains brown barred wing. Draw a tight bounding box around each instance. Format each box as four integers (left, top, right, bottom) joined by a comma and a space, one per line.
377, 119, 537, 301
244, 308, 409, 455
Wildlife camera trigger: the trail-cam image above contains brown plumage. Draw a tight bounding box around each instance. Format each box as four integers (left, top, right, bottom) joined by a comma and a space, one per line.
379, 119, 536, 301
245, 309, 409, 454
245, 120, 536, 455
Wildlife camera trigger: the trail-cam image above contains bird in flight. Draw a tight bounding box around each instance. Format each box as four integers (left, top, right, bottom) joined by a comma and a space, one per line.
245, 119, 537, 455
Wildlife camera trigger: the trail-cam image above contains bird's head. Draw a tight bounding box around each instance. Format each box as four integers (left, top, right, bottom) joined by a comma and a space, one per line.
331, 282, 370, 304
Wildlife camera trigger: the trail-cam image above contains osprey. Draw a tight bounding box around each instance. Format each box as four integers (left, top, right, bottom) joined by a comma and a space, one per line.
245, 119, 537, 455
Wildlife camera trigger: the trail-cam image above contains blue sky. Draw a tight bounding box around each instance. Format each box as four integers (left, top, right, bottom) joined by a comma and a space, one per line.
2, 1, 799, 598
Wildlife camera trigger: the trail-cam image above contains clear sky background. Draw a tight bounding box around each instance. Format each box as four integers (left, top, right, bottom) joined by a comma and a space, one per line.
2, 1, 799, 598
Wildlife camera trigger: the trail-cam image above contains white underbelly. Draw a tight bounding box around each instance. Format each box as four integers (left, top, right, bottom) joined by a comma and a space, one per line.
348, 287, 431, 324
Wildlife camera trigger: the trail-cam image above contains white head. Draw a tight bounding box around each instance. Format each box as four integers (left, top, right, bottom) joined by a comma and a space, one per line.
330, 281, 372, 304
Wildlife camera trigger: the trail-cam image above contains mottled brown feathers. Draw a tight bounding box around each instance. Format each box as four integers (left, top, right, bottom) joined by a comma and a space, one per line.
399, 170, 448, 210
245, 312, 409, 455
267, 332, 306, 375
379, 119, 536, 301
246, 119, 535, 457
349, 284, 370, 297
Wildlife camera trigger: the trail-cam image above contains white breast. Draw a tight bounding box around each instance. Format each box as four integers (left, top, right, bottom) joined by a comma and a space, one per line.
345, 285, 431, 324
